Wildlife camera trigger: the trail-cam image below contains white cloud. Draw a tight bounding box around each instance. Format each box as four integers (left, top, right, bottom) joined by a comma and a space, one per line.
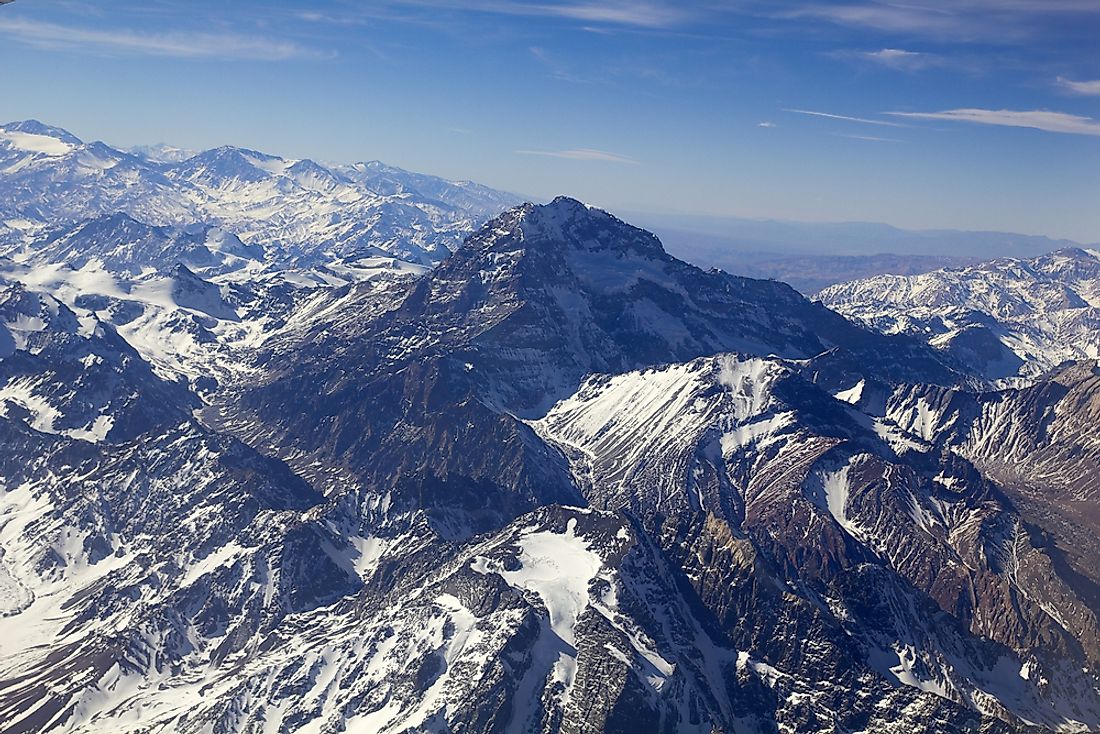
866, 48, 921, 61
516, 148, 638, 163
1057, 77, 1100, 96
758, 121, 776, 128
854, 48, 940, 70
0, 16, 331, 60
886, 108, 1100, 136
785, 108, 908, 127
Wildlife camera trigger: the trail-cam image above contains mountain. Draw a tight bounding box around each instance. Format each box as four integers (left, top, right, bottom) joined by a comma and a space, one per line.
200, 199, 1090, 730
0, 276, 193, 441
2, 192, 1099, 733
127, 142, 200, 163
0, 119, 511, 393
0, 211, 430, 396
0, 120, 522, 267
819, 248, 1100, 382
217, 198, 964, 514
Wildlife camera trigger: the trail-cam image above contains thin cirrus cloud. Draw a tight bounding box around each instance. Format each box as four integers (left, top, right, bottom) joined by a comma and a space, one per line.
380, 0, 690, 28
516, 148, 639, 163
784, 109, 908, 127
887, 108, 1100, 136
1057, 77, 1100, 95
834, 133, 902, 143
0, 15, 331, 61
782, 0, 1100, 41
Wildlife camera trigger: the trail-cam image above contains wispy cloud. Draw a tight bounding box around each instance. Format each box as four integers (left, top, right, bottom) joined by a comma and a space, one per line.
785, 3, 978, 38
528, 45, 597, 83
516, 148, 638, 163
834, 133, 902, 143
785, 109, 908, 127
758, 121, 776, 128
0, 15, 331, 60
782, 1, 1100, 42
294, 10, 370, 26
886, 108, 1100, 136
381, 1, 689, 28
1057, 77, 1100, 95
530, 1, 687, 27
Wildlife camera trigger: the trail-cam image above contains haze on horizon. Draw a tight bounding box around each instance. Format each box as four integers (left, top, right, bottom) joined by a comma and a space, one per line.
1, 0, 1098, 242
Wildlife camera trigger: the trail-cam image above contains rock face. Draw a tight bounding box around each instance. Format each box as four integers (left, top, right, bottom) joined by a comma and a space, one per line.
819, 248, 1100, 382
1, 193, 1098, 734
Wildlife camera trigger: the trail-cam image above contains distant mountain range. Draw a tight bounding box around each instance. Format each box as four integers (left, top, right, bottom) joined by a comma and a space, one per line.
628, 212, 1091, 293
0, 119, 521, 267
821, 247, 1100, 382
1, 121, 1099, 733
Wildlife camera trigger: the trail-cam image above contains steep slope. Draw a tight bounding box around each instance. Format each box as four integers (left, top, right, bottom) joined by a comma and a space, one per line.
0, 274, 357, 734
820, 248, 1100, 382
887, 362, 1100, 627
533, 354, 1100, 730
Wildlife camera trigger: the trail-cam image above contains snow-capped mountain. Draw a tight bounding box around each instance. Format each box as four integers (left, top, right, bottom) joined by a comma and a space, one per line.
819, 248, 1100, 382
0, 120, 521, 266
2, 188, 1099, 734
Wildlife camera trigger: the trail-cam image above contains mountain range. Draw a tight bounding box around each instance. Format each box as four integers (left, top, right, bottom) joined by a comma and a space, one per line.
0, 121, 1098, 733
821, 248, 1100, 383
629, 213, 1091, 295
0, 119, 520, 268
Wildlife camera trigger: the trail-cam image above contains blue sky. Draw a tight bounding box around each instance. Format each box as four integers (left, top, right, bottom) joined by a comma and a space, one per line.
1, 0, 1099, 241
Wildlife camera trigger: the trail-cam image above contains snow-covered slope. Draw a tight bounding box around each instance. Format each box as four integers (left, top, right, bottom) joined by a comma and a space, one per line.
820, 248, 1100, 382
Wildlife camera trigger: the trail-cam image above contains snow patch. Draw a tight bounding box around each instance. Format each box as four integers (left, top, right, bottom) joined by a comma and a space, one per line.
0, 130, 75, 156
833, 379, 865, 405
493, 518, 601, 647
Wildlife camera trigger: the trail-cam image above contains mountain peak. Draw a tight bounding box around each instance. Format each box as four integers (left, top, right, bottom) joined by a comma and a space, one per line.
0, 120, 83, 146
545, 194, 590, 214
475, 196, 668, 261
517, 195, 594, 227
